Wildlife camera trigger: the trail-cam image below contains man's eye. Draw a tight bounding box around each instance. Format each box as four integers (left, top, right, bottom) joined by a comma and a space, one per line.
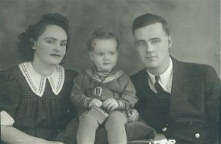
151, 40, 160, 44
137, 42, 146, 46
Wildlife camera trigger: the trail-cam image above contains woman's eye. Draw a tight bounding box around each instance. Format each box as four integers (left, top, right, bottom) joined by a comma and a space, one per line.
46, 40, 55, 44
61, 42, 67, 47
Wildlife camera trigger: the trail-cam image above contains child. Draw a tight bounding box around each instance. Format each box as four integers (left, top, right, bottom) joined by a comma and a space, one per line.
70, 29, 138, 144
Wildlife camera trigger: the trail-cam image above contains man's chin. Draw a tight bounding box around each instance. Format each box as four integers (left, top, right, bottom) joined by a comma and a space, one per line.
144, 63, 158, 69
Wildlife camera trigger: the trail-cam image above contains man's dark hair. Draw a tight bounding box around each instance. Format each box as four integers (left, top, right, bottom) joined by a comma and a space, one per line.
132, 13, 170, 35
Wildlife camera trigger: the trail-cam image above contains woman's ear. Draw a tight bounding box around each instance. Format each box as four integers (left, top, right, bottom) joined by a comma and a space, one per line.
30, 38, 36, 49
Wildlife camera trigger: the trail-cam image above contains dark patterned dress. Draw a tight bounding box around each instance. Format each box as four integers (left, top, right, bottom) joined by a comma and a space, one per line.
0, 62, 78, 141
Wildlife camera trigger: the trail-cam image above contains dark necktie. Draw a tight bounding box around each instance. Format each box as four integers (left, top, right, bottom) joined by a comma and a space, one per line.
153, 76, 170, 127
154, 76, 165, 95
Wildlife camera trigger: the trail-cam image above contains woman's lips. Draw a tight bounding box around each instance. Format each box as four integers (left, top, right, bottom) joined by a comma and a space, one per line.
50, 54, 61, 57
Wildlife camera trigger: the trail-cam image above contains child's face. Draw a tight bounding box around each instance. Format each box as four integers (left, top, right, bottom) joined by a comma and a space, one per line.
89, 38, 119, 72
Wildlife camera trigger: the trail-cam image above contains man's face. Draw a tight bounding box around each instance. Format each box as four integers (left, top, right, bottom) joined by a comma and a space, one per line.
89, 38, 119, 72
134, 23, 172, 74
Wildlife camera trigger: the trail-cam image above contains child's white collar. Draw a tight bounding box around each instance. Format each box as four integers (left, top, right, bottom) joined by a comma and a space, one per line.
19, 62, 65, 97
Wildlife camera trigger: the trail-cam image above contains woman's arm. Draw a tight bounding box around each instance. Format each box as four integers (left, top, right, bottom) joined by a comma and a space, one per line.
1, 125, 64, 144
1, 111, 63, 144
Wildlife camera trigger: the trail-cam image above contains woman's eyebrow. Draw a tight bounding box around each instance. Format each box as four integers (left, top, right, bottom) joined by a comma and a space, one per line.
45, 37, 67, 41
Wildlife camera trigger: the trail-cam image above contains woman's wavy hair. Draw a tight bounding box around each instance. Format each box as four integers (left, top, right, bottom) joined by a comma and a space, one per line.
17, 13, 70, 61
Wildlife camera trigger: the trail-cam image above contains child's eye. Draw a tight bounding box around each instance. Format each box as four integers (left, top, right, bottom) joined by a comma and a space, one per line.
98, 53, 104, 56
109, 52, 115, 55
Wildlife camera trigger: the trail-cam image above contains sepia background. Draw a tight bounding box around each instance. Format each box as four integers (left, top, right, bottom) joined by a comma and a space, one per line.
0, 0, 220, 76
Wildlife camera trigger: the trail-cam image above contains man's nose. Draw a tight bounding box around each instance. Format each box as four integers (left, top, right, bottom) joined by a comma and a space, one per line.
145, 43, 154, 52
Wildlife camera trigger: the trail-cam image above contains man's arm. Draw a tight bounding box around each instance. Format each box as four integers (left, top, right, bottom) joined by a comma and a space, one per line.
204, 66, 220, 141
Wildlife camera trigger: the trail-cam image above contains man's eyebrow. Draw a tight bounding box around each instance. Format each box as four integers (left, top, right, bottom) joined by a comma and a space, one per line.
135, 40, 146, 43
150, 37, 160, 40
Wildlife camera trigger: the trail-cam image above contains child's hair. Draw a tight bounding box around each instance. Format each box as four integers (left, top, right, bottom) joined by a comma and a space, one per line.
87, 28, 119, 51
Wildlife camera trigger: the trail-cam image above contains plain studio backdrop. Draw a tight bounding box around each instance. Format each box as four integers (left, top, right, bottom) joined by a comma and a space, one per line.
0, 0, 220, 77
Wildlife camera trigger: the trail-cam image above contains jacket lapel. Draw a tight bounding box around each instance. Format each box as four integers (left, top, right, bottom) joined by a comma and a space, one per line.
169, 58, 193, 119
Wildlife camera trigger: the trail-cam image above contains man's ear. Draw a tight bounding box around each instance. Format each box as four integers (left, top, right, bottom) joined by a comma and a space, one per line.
168, 36, 173, 49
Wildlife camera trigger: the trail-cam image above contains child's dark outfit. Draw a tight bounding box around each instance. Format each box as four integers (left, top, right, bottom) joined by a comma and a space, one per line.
70, 66, 138, 144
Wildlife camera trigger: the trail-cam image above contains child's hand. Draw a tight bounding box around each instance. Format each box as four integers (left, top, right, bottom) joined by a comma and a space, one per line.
127, 109, 139, 122
103, 98, 119, 111
89, 99, 102, 108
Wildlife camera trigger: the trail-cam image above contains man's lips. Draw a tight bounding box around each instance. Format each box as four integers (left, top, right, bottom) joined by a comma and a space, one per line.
145, 55, 157, 59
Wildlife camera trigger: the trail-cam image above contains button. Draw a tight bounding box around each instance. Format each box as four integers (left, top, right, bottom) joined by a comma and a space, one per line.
195, 133, 200, 138
162, 127, 167, 132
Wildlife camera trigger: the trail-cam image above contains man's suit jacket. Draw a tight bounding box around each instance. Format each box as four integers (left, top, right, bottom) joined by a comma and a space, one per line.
130, 57, 220, 144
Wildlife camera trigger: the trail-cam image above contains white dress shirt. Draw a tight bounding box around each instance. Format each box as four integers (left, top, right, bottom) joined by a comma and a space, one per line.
147, 58, 173, 94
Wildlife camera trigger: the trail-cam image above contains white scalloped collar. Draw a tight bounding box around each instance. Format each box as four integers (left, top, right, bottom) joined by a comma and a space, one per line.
19, 62, 65, 97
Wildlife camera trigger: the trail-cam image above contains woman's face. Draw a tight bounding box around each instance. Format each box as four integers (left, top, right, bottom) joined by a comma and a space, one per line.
32, 25, 67, 66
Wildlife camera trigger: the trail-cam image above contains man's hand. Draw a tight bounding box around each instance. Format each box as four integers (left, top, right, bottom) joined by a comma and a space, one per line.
103, 98, 119, 111
127, 109, 139, 122
88, 99, 102, 108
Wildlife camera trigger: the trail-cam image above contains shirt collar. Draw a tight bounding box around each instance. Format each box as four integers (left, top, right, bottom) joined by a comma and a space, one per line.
19, 62, 65, 97
147, 58, 173, 92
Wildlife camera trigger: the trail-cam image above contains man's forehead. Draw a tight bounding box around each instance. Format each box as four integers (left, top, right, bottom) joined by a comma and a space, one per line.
134, 23, 167, 38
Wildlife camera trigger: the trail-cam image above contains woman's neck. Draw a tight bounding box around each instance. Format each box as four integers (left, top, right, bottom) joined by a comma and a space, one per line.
32, 59, 55, 77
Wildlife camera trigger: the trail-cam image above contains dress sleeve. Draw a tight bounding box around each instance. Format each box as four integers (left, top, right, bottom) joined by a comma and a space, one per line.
1, 110, 15, 126
117, 74, 138, 110
0, 71, 21, 119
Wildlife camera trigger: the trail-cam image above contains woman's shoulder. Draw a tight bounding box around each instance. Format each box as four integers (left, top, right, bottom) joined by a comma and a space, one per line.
65, 68, 78, 76
65, 68, 78, 79
0, 65, 20, 80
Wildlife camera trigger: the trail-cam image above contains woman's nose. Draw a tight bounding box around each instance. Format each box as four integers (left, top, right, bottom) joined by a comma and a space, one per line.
54, 44, 61, 51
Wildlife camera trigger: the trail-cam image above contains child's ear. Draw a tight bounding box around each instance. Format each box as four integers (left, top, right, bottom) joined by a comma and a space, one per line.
89, 52, 94, 62
116, 49, 119, 56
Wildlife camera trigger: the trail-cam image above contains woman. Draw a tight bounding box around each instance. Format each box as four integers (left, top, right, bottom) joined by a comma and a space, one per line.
0, 13, 78, 144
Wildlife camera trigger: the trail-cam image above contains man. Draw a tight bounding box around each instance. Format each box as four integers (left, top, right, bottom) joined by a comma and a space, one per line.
130, 13, 220, 144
